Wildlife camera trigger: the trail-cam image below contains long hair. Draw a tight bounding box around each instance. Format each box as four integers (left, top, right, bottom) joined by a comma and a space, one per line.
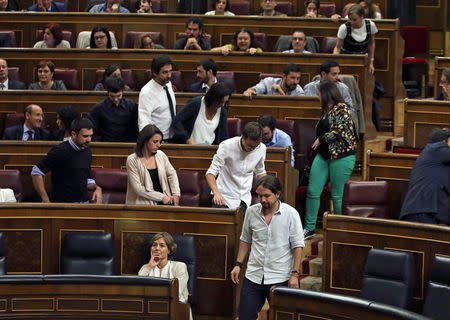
318, 80, 345, 116
90, 25, 112, 48
358, 0, 376, 18
232, 28, 260, 50
135, 124, 163, 157
101, 64, 122, 84
212, 0, 230, 11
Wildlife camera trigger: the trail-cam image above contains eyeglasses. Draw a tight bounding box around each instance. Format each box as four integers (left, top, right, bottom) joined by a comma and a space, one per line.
293, 37, 306, 41
439, 80, 449, 85
94, 35, 106, 40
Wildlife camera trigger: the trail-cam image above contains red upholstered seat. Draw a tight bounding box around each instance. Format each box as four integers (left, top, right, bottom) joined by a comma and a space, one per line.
318, 3, 336, 17
4, 113, 24, 128
227, 118, 243, 137
216, 71, 236, 92
124, 31, 163, 48
229, 0, 250, 15
275, 119, 294, 138
128, 0, 161, 12
177, 170, 200, 207
254, 33, 267, 51
275, 1, 293, 16
54, 69, 79, 90
7, 67, 20, 82
0, 30, 17, 47
259, 73, 282, 80
0, 169, 24, 202
144, 70, 183, 92
342, 181, 390, 218
95, 69, 135, 90
91, 168, 128, 204
392, 146, 422, 155
320, 37, 337, 53
37, 30, 73, 48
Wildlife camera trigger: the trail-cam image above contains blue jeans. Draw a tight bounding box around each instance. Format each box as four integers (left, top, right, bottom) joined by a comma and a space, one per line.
238, 277, 288, 320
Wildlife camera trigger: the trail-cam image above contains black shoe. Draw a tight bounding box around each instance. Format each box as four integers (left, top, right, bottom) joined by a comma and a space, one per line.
304, 229, 315, 240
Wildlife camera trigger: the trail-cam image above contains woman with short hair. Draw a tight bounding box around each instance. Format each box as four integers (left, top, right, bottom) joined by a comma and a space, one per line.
28, 60, 67, 90
33, 23, 71, 48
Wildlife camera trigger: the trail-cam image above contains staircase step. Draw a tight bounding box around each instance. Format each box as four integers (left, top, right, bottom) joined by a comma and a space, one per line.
299, 275, 322, 292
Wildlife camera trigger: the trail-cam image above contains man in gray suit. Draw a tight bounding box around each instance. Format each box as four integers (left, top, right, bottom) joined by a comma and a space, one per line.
0, 58, 26, 90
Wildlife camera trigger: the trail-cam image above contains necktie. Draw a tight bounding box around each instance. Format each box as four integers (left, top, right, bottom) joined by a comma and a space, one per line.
0, 83, 5, 90
26, 130, 33, 141
163, 86, 176, 121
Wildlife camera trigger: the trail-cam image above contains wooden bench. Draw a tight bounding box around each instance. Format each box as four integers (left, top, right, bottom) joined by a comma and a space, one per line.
404, 99, 450, 148
0, 275, 188, 320
0, 203, 242, 319
365, 151, 417, 218
322, 213, 450, 313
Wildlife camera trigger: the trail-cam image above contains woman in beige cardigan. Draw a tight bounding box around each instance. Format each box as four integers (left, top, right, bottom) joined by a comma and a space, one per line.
126, 124, 180, 205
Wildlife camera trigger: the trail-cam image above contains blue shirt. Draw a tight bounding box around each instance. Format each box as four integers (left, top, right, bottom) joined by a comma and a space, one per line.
265, 129, 295, 167
252, 77, 305, 96
22, 124, 34, 141
89, 3, 130, 13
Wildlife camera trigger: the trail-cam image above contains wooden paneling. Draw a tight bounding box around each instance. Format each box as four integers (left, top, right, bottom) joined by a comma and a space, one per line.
0, 203, 242, 319
323, 213, 450, 313
416, 0, 448, 55
403, 99, 450, 148
366, 152, 417, 218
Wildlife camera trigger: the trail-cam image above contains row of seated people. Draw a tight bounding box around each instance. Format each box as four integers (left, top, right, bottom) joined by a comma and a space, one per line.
0, 0, 382, 19
0, 22, 338, 54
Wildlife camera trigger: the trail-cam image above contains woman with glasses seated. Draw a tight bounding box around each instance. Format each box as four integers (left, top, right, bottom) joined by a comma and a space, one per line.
88, 25, 117, 49
172, 82, 231, 145
28, 60, 67, 90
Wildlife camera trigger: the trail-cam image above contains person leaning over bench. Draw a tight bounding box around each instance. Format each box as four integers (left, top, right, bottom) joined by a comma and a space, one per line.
31, 118, 102, 203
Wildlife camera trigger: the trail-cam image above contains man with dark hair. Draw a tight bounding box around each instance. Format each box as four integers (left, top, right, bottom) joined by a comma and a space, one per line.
231, 174, 304, 319
258, 114, 295, 167
189, 58, 236, 93
437, 68, 450, 101
283, 30, 311, 54
304, 60, 354, 114
0, 58, 26, 89
89, 0, 129, 12
173, 17, 211, 50
206, 122, 267, 213
173, 82, 231, 145
88, 77, 138, 142
2, 104, 51, 140
54, 105, 80, 141
400, 128, 450, 225
31, 118, 102, 203
138, 55, 176, 140
28, 0, 67, 11
243, 64, 304, 97
260, 0, 286, 16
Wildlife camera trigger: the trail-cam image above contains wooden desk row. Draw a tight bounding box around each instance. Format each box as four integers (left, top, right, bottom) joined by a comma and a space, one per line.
0, 12, 404, 131
322, 214, 450, 313
403, 99, 450, 149
0, 203, 242, 320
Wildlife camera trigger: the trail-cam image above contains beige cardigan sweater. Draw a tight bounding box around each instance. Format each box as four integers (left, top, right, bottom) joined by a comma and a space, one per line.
125, 151, 180, 205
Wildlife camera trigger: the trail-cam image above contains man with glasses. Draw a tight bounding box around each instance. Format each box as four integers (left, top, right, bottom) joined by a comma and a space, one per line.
260, 0, 286, 16
206, 122, 267, 214
283, 30, 311, 54
437, 68, 450, 101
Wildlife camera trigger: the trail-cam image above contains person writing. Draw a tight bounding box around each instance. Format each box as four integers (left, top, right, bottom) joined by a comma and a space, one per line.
126, 124, 180, 205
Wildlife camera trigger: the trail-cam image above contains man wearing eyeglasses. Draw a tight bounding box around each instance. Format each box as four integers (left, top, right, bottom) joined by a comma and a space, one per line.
437, 68, 450, 101
283, 30, 311, 54
259, 0, 286, 16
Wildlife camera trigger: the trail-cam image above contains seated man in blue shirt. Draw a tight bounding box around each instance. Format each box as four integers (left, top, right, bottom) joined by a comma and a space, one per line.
258, 114, 295, 167
88, 77, 138, 142
89, 0, 130, 13
2, 104, 51, 141
243, 63, 305, 98
28, 0, 67, 11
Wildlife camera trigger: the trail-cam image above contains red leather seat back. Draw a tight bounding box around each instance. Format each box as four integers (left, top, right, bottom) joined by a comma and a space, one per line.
229, 1, 250, 15
54, 69, 79, 90
227, 118, 243, 138
254, 33, 267, 51
177, 170, 200, 206
320, 37, 337, 53
125, 31, 163, 48
95, 69, 135, 91
342, 181, 390, 218
275, 1, 293, 16
7, 67, 20, 82
216, 71, 236, 92
0, 169, 24, 202
318, 3, 336, 17
91, 168, 127, 204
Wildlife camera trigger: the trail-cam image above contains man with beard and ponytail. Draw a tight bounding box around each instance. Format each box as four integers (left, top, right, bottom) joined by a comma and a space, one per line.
243, 64, 304, 98
231, 174, 304, 320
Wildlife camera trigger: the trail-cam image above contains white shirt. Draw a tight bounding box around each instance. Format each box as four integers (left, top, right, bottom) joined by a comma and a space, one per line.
337, 19, 378, 41
190, 98, 220, 144
206, 136, 266, 208
205, 10, 235, 16
241, 202, 304, 285
138, 79, 176, 139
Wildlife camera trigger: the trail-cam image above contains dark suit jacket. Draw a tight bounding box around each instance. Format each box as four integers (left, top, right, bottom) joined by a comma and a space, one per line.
8, 80, 26, 90
0, 34, 12, 47
400, 141, 450, 224
28, 1, 67, 11
2, 124, 51, 141
172, 95, 228, 145
189, 79, 236, 93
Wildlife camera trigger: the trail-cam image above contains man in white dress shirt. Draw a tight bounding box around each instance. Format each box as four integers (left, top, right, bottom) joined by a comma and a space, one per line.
231, 175, 304, 320
206, 122, 267, 213
138, 55, 176, 140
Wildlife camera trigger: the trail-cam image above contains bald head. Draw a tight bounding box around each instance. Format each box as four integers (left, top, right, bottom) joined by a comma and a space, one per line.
24, 104, 44, 130
0, 58, 8, 83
